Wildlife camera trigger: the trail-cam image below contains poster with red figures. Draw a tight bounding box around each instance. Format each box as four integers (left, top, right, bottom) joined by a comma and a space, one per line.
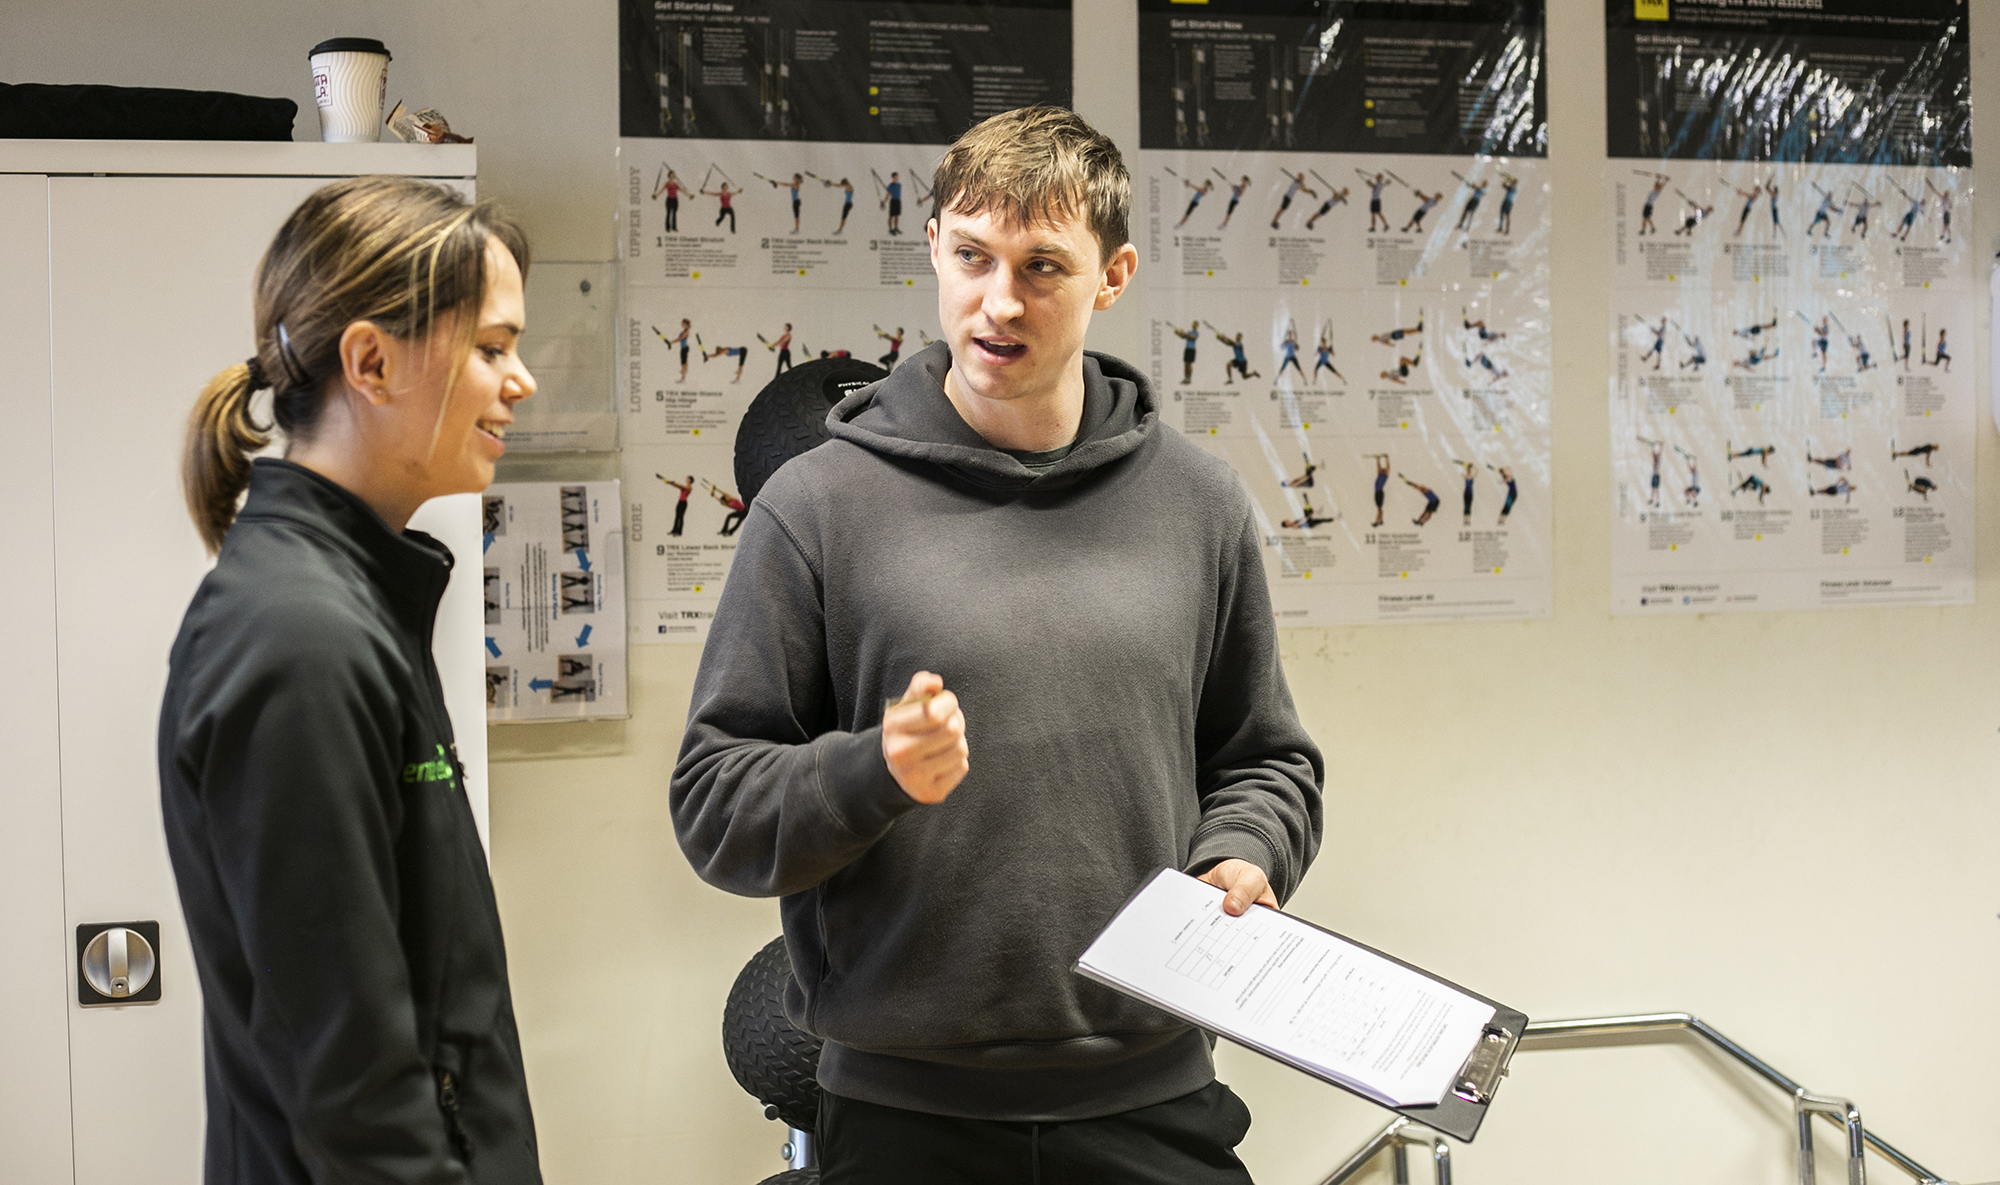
617, 0, 1073, 642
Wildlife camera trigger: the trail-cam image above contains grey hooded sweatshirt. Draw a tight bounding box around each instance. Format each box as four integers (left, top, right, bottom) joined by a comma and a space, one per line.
672, 340, 1323, 1122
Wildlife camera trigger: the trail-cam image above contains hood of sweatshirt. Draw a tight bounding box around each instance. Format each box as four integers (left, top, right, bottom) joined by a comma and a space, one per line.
826, 340, 1158, 492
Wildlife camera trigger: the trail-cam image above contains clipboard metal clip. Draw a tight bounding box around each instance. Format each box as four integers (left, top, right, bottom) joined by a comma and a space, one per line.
1452, 1024, 1519, 1104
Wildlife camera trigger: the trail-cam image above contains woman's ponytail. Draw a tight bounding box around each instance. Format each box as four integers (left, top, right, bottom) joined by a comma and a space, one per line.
182, 359, 271, 555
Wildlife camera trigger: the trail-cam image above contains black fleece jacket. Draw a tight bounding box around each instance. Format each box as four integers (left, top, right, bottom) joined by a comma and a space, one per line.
672, 343, 1324, 1122
158, 460, 539, 1185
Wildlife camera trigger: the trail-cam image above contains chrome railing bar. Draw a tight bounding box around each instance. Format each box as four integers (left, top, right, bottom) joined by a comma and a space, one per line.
1519, 1013, 1945, 1183
1317, 1117, 1407, 1185
1519, 1012, 1803, 1093
1795, 1091, 1867, 1185
1430, 1132, 1454, 1185
1317, 1117, 1451, 1185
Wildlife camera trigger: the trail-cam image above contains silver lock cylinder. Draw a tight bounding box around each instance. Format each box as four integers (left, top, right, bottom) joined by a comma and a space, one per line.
81, 926, 156, 1000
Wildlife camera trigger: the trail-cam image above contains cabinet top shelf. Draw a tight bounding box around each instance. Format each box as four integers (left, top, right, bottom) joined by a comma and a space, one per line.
0, 139, 475, 178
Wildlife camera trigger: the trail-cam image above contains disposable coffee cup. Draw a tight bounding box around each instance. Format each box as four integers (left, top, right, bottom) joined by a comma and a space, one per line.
309, 38, 391, 143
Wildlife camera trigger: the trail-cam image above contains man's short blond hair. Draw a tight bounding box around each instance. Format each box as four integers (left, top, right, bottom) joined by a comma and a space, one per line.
930, 105, 1130, 265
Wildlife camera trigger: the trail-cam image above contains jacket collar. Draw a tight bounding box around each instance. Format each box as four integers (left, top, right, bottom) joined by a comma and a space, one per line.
235, 458, 454, 634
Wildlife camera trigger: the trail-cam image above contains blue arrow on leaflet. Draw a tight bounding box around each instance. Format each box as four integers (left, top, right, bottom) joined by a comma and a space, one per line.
485, 637, 501, 658
529, 677, 553, 692
575, 549, 592, 572
575, 623, 593, 647
483, 532, 495, 554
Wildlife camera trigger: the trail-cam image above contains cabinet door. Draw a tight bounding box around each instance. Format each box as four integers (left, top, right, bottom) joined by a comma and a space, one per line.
0, 174, 75, 1185
46, 174, 486, 1184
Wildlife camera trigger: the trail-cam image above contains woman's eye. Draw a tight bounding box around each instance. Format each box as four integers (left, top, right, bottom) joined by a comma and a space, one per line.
481, 346, 506, 361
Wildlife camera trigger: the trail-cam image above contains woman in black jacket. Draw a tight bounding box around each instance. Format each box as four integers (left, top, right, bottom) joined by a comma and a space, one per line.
158, 175, 541, 1184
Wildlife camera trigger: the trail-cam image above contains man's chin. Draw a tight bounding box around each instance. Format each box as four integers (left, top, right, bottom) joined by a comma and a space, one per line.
955, 357, 1039, 400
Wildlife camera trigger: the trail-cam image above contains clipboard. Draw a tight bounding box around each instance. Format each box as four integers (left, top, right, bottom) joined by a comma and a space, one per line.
1396, 1007, 1525, 1142
1075, 870, 1525, 1143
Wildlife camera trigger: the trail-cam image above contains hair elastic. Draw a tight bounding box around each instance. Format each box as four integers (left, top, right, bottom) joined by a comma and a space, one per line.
243, 355, 269, 391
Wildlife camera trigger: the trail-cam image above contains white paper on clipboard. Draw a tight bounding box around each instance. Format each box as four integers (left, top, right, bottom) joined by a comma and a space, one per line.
1077, 869, 1495, 1109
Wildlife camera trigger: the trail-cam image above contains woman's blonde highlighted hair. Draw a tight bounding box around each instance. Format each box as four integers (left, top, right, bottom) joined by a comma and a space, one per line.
183, 175, 529, 554
928, 105, 1130, 264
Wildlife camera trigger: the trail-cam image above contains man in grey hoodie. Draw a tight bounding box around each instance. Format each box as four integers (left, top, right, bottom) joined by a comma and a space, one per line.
672, 106, 1323, 1182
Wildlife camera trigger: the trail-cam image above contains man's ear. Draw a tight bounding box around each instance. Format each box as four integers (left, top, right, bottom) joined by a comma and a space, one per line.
338, 321, 393, 406
926, 217, 941, 273
1095, 241, 1140, 311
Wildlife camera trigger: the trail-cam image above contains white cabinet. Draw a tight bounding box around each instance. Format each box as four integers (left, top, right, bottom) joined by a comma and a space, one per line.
0, 141, 485, 1185
0, 168, 75, 1185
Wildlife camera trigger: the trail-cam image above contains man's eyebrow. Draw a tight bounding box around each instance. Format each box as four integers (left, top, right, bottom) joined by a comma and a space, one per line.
948, 229, 1079, 263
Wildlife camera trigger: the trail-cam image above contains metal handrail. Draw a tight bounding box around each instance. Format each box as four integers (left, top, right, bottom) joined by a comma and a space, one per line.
1315, 1012, 1965, 1185
1518, 1013, 1939, 1184
1318, 1117, 1452, 1185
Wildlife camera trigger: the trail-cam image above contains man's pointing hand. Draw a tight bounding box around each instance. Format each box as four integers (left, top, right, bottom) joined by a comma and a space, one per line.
883, 671, 968, 805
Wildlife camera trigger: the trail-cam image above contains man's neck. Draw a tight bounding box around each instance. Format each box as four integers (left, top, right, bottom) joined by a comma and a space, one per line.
942, 359, 1087, 453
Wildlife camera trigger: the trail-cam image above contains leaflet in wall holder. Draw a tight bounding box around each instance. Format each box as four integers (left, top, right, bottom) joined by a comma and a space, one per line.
1076, 869, 1523, 1142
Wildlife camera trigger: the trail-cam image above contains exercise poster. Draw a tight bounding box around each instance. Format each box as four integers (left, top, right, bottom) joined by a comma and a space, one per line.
483, 481, 630, 721
1138, 0, 1552, 625
617, 0, 1072, 642
1605, 0, 1973, 614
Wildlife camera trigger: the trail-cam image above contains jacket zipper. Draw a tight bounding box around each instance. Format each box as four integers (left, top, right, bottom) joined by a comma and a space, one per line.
436, 1067, 473, 1163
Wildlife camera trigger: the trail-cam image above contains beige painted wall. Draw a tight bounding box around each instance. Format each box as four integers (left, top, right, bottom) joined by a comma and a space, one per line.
5, 1, 1996, 1181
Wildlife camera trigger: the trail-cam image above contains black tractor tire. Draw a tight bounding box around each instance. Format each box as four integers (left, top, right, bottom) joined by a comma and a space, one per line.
755, 1171, 820, 1185
734, 357, 888, 506
722, 936, 824, 1132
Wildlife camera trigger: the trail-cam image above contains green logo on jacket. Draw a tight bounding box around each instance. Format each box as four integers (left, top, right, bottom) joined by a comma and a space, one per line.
402, 743, 456, 788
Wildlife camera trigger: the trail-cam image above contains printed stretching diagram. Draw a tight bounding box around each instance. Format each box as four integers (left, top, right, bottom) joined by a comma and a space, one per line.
1604, 0, 1973, 613
1138, 0, 1552, 624
482, 481, 629, 720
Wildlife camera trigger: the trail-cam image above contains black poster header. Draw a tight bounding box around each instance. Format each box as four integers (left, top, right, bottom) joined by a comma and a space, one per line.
620, 0, 1073, 143
1136, 0, 1547, 157
1604, 0, 1970, 165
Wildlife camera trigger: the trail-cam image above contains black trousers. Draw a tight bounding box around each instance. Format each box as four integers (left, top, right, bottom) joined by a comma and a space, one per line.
818, 1081, 1254, 1185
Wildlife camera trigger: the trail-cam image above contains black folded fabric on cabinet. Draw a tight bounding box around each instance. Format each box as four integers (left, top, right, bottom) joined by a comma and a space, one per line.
0, 83, 296, 140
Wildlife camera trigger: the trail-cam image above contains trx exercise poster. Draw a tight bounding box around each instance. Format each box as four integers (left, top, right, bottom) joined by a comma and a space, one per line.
483, 481, 630, 721
1138, 0, 1551, 625
618, 0, 1072, 643
1605, 0, 1973, 614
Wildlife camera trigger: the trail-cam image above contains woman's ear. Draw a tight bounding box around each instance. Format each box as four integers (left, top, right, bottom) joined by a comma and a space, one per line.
338, 321, 392, 405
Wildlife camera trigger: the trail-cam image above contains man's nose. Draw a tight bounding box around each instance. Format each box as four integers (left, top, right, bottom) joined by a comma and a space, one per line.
981, 270, 1026, 323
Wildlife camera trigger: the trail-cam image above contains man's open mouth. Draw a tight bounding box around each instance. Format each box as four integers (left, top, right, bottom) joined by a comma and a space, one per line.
975, 337, 1026, 359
